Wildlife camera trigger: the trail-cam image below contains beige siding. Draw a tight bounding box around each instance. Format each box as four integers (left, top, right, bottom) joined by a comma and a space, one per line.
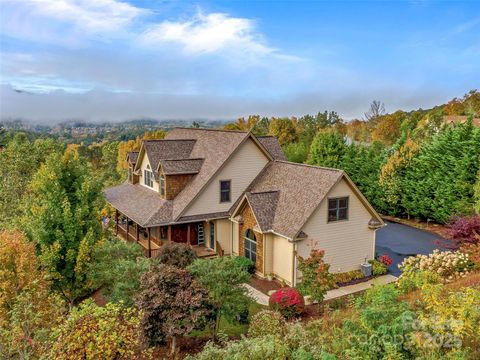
138, 153, 159, 192
183, 138, 269, 216
216, 219, 232, 255
272, 234, 294, 285
264, 233, 274, 274
296, 177, 375, 279
232, 221, 239, 255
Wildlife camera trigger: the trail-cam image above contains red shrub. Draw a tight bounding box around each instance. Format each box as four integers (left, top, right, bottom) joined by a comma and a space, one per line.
378, 254, 393, 267
268, 287, 305, 318
445, 215, 480, 245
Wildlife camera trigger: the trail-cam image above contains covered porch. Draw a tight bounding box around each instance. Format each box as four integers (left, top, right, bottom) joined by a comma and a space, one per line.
114, 210, 220, 259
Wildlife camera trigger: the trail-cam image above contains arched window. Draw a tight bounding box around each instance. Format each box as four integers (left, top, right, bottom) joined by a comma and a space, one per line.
243, 229, 257, 265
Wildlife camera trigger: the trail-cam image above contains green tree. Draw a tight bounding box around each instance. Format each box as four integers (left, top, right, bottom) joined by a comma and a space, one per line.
402, 118, 480, 222
0, 134, 63, 228
136, 264, 212, 354
188, 256, 252, 339
283, 140, 310, 163
23, 151, 105, 306
308, 128, 346, 168
475, 170, 480, 214
88, 239, 150, 306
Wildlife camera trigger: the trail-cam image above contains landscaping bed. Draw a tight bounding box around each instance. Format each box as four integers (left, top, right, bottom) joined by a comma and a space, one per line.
248, 274, 282, 295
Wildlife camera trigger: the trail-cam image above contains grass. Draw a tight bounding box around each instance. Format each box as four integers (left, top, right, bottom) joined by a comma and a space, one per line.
190, 302, 266, 338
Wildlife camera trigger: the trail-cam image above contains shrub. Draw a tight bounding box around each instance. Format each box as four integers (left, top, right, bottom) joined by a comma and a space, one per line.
88, 239, 149, 306
233, 256, 255, 274
248, 310, 286, 338
332, 270, 364, 284
399, 250, 473, 282
269, 287, 305, 318
445, 215, 480, 245
397, 270, 442, 293
368, 259, 388, 275
378, 254, 393, 267
297, 249, 336, 302
156, 242, 197, 268
460, 243, 480, 269
50, 300, 146, 360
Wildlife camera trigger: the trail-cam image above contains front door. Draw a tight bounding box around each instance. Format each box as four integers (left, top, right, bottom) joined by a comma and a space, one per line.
209, 222, 215, 249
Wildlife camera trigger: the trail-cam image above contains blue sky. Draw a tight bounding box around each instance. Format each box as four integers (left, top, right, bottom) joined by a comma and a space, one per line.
0, 0, 479, 123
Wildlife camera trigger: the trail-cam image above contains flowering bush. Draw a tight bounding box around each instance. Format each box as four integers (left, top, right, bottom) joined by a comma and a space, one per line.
460, 243, 480, 269
248, 310, 286, 338
399, 250, 473, 282
269, 287, 305, 318
378, 254, 393, 267
332, 270, 364, 284
369, 259, 388, 275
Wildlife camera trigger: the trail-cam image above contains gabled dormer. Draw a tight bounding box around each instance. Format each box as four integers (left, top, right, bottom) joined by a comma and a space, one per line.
126, 151, 139, 184
157, 158, 204, 200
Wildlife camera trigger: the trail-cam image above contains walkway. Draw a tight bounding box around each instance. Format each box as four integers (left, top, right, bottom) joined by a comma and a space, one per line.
244, 274, 398, 305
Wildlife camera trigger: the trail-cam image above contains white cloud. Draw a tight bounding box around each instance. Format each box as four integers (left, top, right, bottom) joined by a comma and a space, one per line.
141, 12, 295, 60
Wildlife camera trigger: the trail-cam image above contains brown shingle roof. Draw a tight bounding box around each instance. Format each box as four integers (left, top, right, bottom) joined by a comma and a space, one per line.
165, 128, 250, 220
104, 182, 172, 227
143, 139, 196, 180
243, 161, 343, 239
160, 158, 204, 175
246, 191, 279, 231
256, 136, 287, 160
127, 151, 139, 165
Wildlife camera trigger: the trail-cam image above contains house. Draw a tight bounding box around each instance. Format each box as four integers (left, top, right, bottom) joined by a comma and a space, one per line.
104, 128, 384, 286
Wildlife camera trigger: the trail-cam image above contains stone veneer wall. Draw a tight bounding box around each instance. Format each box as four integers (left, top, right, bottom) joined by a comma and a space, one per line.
238, 202, 264, 275
164, 174, 194, 200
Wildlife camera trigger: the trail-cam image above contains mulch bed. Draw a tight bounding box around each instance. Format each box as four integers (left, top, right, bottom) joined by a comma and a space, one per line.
336, 275, 374, 287
248, 274, 282, 295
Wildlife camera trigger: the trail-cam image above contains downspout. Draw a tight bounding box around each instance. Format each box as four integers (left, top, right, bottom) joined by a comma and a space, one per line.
292, 242, 297, 287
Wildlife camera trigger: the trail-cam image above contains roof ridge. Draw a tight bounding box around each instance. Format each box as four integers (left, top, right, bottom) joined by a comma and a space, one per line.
162, 157, 204, 162
273, 160, 344, 173
249, 190, 279, 195
172, 127, 248, 133
143, 139, 196, 142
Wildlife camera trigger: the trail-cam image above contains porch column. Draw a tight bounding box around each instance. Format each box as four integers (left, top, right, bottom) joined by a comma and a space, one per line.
167, 225, 171, 242
126, 217, 129, 241
115, 210, 118, 235
147, 228, 152, 258
136, 223, 139, 243
187, 224, 191, 246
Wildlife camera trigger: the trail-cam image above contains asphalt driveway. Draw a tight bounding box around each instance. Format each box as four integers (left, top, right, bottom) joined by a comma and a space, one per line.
375, 220, 451, 276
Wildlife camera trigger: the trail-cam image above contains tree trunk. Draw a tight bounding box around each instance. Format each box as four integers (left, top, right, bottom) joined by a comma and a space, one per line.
170, 336, 177, 355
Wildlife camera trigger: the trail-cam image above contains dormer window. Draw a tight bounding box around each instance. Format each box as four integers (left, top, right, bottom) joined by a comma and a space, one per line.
220, 180, 231, 203
144, 165, 153, 188
160, 175, 165, 196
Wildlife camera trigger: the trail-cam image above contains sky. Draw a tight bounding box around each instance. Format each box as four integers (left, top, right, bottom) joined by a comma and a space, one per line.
0, 0, 479, 123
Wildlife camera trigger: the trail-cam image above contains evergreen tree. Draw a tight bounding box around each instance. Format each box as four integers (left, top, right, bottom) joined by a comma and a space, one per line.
402, 119, 480, 223
308, 128, 346, 168
23, 151, 104, 306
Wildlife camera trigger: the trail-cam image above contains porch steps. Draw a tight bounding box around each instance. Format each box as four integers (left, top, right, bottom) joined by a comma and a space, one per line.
197, 223, 205, 245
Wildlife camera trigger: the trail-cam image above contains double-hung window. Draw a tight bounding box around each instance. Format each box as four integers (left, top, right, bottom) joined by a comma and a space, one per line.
220, 180, 231, 203
144, 166, 153, 188
328, 197, 349, 222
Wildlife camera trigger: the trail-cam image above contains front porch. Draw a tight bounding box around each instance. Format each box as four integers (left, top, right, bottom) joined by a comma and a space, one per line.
114, 210, 221, 259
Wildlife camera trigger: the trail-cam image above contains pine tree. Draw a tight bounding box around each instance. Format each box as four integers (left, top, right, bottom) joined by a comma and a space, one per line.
308, 128, 346, 168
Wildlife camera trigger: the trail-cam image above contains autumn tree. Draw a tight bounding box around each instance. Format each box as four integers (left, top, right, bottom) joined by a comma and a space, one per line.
50, 300, 145, 360
0, 231, 65, 359
23, 151, 104, 306
371, 111, 405, 145
346, 119, 370, 142
117, 137, 142, 175
188, 256, 251, 339
136, 264, 212, 354
308, 128, 346, 168
268, 117, 298, 146
297, 249, 335, 304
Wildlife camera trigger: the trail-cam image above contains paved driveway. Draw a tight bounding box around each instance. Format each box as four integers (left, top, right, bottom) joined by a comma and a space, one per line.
375, 220, 451, 276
